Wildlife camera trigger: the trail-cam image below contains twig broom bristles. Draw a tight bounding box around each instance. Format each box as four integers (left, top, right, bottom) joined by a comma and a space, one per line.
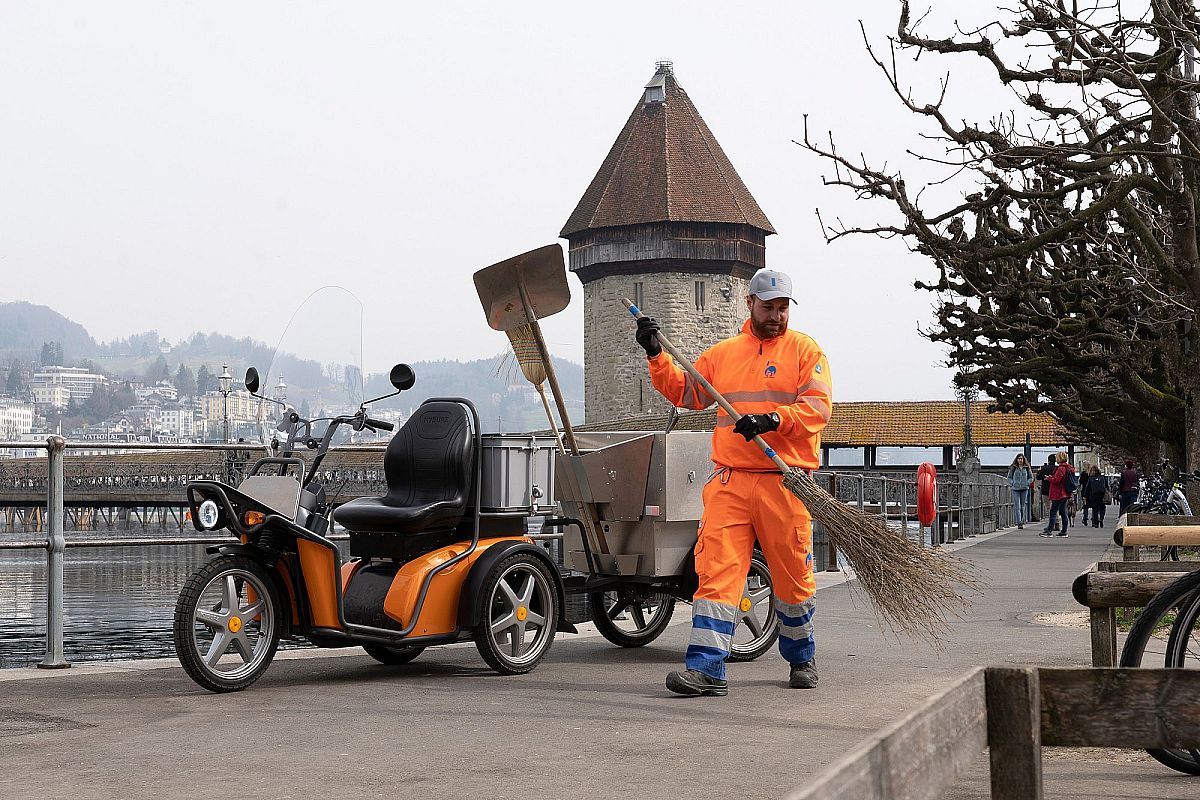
622, 298, 978, 641
503, 323, 566, 453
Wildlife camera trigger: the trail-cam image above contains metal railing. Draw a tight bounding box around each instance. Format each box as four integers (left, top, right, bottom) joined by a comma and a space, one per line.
3, 438, 1021, 667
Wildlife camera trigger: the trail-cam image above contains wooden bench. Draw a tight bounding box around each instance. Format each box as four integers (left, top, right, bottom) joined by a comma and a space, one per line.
1072, 560, 1197, 666
1114, 512, 1200, 561
785, 667, 1200, 800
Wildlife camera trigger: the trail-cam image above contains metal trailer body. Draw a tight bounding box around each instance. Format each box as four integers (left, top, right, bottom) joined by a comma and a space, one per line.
555, 431, 712, 577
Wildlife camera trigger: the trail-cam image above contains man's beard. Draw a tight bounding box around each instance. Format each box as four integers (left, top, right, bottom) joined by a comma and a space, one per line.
751, 318, 785, 339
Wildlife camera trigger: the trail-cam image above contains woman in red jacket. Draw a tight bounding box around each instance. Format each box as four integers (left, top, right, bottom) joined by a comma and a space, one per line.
1039, 452, 1075, 538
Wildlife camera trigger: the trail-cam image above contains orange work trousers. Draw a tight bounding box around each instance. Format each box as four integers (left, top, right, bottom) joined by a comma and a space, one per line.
685, 468, 816, 679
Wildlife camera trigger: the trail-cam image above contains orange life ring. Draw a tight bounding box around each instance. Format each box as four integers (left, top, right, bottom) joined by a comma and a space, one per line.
917, 462, 938, 527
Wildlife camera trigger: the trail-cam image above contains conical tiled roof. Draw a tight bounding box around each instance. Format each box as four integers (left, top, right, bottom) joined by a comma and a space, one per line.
561, 64, 775, 238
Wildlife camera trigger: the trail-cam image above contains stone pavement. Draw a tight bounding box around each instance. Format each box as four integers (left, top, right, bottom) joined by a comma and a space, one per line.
1, 514, 1195, 800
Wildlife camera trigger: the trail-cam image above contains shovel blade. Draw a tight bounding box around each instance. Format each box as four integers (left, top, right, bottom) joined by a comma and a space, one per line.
473, 243, 571, 331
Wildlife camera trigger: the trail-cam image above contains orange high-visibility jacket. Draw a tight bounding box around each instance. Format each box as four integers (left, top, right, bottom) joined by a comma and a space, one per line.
647, 319, 832, 470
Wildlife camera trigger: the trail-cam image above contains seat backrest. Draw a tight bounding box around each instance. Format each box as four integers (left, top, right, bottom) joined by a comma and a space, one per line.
383, 400, 473, 520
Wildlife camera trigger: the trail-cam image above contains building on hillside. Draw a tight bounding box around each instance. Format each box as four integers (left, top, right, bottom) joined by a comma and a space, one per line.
569, 401, 1098, 472
0, 397, 35, 439
157, 402, 197, 439
134, 381, 178, 402
199, 389, 262, 441
30, 384, 70, 410
561, 62, 775, 423
29, 366, 108, 405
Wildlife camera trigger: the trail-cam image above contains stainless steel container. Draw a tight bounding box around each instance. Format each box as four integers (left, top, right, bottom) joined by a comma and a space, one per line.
478, 434, 558, 514
556, 431, 713, 577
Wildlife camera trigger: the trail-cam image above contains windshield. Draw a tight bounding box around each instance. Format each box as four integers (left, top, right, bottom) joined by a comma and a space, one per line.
255, 286, 366, 448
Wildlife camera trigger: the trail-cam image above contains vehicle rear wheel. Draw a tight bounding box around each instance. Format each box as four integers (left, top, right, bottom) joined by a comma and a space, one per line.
473, 552, 558, 675
589, 590, 675, 647
173, 555, 281, 693
1119, 569, 1200, 775
727, 551, 780, 662
363, 644, 424, 665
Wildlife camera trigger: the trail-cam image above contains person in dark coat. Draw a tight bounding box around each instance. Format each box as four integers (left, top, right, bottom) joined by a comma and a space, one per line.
1118, 458, 1140, 513
1084, 465, 1107, 527
1035, 454, 1058, 531
1079, 462, 1092, 526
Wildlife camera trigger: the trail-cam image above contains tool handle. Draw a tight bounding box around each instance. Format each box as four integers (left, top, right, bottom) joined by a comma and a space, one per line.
622, 298, 792, 475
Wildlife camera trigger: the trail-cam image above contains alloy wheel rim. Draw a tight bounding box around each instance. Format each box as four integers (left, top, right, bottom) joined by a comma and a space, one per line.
190, 568, 275, 680
487, 563, 553, 666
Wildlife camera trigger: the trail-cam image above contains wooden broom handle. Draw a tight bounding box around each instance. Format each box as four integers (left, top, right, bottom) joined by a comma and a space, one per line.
623, 298, 793, 475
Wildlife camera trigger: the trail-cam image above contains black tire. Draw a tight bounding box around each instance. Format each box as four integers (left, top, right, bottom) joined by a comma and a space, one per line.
363, 644, 425, 665
1118, 569, 1200, 775
173, 555, 282, 693
472, 552, 558, 675
589, 590, 675, 647
727, 551, 780, 662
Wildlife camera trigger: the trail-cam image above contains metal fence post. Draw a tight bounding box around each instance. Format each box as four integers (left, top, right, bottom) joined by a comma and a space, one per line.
39, 435, 69, 669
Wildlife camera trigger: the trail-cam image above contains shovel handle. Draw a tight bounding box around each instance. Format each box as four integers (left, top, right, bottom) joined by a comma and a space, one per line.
622, 299, 792, 475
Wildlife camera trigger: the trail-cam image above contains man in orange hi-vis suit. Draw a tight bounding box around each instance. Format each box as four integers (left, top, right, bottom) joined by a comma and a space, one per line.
634, 268, 831, 697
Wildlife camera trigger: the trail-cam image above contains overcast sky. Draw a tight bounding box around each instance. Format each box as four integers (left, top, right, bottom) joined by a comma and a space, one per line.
1, 1, 1019, 401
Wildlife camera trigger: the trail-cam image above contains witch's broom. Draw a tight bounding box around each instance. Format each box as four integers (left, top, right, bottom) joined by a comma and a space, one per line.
622, 299, 977, 641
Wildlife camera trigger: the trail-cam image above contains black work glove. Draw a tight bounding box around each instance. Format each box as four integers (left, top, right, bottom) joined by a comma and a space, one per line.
734, 412, 780, 441
635, 316, 662, 358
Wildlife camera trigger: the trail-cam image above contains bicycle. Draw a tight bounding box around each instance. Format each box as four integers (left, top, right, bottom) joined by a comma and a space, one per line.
1119, 567, 1200, 774
1125, 460, 1199, 561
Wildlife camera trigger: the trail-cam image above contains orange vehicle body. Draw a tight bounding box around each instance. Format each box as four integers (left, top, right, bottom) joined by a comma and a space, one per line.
288, 536, 527, 636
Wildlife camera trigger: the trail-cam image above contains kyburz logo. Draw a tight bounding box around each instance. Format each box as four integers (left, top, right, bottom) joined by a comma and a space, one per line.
764, 364, 777, 378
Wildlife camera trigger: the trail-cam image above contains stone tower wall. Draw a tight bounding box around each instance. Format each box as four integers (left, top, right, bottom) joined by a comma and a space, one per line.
583, 272, 749, 422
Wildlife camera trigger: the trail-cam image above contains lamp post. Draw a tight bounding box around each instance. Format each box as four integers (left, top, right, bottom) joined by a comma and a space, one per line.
275, 374, 287, 403
218, 362, 232, 443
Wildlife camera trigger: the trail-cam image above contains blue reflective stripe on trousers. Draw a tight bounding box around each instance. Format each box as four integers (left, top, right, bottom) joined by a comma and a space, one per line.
685, 606, 738, 679
776, 600, 816, 665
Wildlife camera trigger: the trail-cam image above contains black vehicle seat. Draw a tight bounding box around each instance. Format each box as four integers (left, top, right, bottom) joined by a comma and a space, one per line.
333, 401, 473, 537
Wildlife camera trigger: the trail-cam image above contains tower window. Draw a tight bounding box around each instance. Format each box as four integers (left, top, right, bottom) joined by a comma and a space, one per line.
634, 282, 645, 310
694, 280, 705, 311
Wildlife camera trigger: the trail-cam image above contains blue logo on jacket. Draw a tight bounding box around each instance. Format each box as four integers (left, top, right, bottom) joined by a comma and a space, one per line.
764, 365, 777, 378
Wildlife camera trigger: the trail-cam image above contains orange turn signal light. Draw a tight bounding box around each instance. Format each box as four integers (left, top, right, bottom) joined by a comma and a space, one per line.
244, 510, 266, 526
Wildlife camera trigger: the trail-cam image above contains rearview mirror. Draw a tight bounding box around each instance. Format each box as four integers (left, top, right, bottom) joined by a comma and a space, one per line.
390, 363, 415, 391
245, 367, 260, 394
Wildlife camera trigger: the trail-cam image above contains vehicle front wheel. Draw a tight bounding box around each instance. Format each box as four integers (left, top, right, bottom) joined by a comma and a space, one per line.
473, 552, 558, 675
173, 555, 281, 693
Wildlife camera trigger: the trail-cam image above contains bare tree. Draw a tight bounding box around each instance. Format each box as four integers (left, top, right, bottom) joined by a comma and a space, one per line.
802, 0, 1199, 468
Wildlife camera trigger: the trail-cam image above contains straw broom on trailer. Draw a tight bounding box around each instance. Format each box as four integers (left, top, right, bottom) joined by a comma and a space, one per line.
622, 299, 979, 641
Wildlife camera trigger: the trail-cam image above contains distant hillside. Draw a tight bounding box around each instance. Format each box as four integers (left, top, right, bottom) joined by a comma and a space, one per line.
0, 302, 584, 431
0, 302, 96, 361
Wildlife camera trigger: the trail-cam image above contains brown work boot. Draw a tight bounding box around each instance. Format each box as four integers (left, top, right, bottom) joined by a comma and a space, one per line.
789, 659, 819, 689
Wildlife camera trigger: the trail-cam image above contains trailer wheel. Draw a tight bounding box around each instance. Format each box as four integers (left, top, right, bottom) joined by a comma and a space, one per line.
473, 552, 558, 674
727, 551, 779, 662
589, 590, 675, 647
173, 555, 281, 693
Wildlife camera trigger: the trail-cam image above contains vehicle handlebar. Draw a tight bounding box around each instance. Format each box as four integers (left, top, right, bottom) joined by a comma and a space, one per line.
364, 418, 394, 432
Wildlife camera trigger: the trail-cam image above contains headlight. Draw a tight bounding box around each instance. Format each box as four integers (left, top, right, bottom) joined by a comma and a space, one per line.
197, 499, 220, 530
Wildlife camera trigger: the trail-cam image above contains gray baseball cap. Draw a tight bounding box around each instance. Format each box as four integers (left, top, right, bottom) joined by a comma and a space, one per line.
748, 269, 795, 303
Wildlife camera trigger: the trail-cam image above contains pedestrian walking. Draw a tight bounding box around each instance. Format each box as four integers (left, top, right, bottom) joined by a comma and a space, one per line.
1079, 461, 1092, 526
1084, 465, 1107, 527
635, 267, 830, 696
1118, 458, 1140, 513
1035, 454, 1058, 531
1040, 452, 1075, 538
1007, 454, 1033, 529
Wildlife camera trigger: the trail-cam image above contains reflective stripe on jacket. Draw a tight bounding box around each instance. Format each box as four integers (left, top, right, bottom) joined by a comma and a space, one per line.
647, 319, 831, 470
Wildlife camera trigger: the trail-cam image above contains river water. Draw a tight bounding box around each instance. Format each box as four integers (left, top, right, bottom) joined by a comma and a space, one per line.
0, 542, 325, 669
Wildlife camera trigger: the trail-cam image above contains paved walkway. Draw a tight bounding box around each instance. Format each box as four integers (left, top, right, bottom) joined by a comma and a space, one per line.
1, 515, 1195, 799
